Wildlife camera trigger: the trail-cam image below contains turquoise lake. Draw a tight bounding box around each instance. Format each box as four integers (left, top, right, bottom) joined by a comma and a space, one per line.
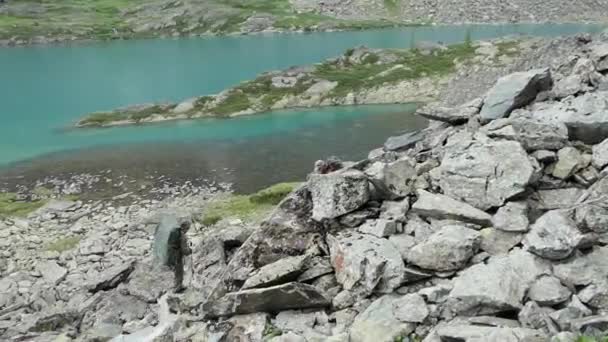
0, 23, 604, 191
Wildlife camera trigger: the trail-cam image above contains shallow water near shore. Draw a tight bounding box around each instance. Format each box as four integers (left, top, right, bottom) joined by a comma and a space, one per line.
0, 23, 605, 191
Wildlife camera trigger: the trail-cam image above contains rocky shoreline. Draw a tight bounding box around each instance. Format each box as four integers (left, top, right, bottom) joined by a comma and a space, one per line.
75, 39, 523, 128
4, 30, 608, 341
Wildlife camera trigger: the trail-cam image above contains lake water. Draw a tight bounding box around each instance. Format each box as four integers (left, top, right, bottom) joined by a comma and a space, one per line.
0, 23, 604, 192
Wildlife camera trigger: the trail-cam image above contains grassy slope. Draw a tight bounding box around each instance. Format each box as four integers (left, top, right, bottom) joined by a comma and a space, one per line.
0, 192, 47, 217
199, 182, 301, 226
0, 0, 411, 41
78, 42, 483, 127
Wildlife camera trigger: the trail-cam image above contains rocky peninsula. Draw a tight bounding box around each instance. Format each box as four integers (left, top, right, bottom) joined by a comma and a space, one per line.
76, 38, 522, 128
1, 0, 608, 46
4, 30, 608, 341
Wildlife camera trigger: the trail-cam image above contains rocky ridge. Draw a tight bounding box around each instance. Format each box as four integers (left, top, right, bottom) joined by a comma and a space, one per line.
6, 31, 608, 341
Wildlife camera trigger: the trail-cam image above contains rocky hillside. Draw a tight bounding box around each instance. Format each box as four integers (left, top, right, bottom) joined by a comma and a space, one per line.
0, 0, 405, 46
293, 0, 608, 24
4, 31, 608, 341
2, 0, 608, 46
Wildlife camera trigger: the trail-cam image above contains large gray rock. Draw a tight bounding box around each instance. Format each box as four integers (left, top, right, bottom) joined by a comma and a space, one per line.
480, 68, 552, 121
448, 249, 550, 315
553, 246, 608, 287
407, 225, 481, 271
328, 232, 405, 295
530, 91, 608, 144
85, 261, 135, 292
592, 138, 608, 170
357, 218, 398, 238
523, 210, 584, 260
203, 282, 329, 318
384, 130, 425, 151
438, 139, 536, 210
411, 190, 492, 226
242, 255, 308, 289
483, 117, 568, 151
349, 295, 415, 342
479, 228, 523, 255
392, 293, 429, 323
416, 99, 481, 124
36, 260, 67, 286
528, 275, 571, 306
365, 156, 417, 198
575, 204, 608, 233
492, 201, 529, 232
552, 147, 585, 179
308, 170, 370, 221
578, 282, 608, 309
591, 43, 608, 71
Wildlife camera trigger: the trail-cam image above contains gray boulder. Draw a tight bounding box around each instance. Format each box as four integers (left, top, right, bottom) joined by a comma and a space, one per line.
393, 293, 429, 323
411, 190, 492, 226
578, 282, 608, 309
590, 43, 608, 72
523, 210, 583, 260
530, 91, 608, 144
242, 255, 308, 289
480, 68, 552, 121
438, 139, 536, 210
365, 156, 417, 198
528, 275, 572, 306
553, 246, 608, 287
357, 218, 398, 238
349, 295, 415, 342
36, 260, 67, 286
203, 282, 329, 318
492, 201, 529, 232
416, 98, 482, 124
552, 147, 586, 179
592, 138, 608, 170
308, 170, 370, 221
407, 225, 481, 272
483, 117, 568, 151
575, 204, 608, 233
479, 228, 523, 255
448, 249, 550, 315
85, 261, 135, 292
384, 130, 425, 151
328, 232, 405, 295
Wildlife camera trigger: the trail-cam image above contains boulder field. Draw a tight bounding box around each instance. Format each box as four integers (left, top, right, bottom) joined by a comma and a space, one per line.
6, 32, 608, 341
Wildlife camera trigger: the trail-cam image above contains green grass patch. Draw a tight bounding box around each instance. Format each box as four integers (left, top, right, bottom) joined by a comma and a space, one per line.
0, 193, 47, 218
212, 91, 252, 116
383, 0, 400, 15
313, 43, 477, 97
45, 236, 81, 253
496, 40, 521, 58
79, 105, 169, 126
577, 337, 608, 342
199, 182, 301, 225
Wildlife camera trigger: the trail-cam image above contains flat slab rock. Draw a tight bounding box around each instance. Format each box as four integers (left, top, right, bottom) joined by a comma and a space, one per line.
203, 282, 329, 318
438, 139, 536, 210
411, 190, 492, 226
480, 67, 552, 122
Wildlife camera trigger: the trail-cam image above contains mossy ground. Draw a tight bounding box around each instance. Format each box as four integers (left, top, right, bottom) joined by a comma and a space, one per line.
0, 0, 418, 41
313, 43, 477, 97
45, 236, 81, 253
577, 337, 608, 342
78, 104, 170, 126
0, 192, 47, 217
199, 182, 301, 226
